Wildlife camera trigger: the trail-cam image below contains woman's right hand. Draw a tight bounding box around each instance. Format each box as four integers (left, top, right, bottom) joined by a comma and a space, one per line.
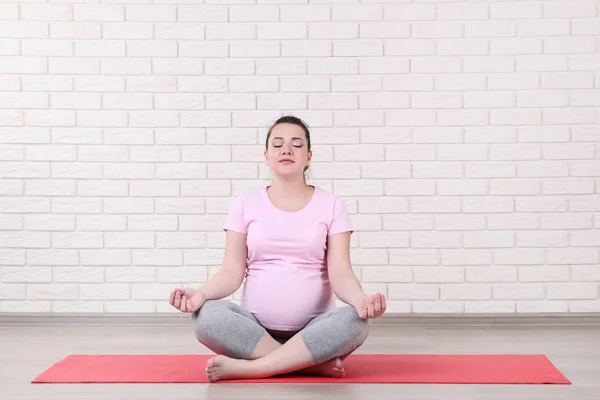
169, 287, 206, 313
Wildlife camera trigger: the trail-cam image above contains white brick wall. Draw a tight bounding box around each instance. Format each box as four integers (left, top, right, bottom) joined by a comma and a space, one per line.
1, 0, 599, 315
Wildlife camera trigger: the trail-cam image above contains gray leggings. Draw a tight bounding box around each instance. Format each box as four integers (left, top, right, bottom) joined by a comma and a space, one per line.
190, 300, 370, 364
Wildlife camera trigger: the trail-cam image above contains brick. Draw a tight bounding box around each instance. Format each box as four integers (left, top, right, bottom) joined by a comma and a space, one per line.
75, 6, 124, 21
0, 23, 48, 39
182, 146, 229, 162
205, 23, 254, 40
0, 93, 48, 109
0, 75, 19, 91
385, 39, 435, 56
76, 215, 126, 231
518, 301, 569, 313
231, 41, 280, 58
570, 196, 600, 212
571, 90, 600, 107
154, 23, 204, 40
333, 180, 383, 196
465, 127, 516, 144
466, 267, 517, 283
0, 232, 50, 248
387, 110, 436, 126
230, 76, 277, 93
410, 197, 461, 213
465, 21, 515, 37
438, 3, 488, 20
436, 74, 486, 91
413, 267, 464, 285
518, 126, 569, 143
104, 128, 153, 145
332, 75, 381, 92
389, 284, 439, 300
334, 40, 383, 57
77, 76, 124, 92
178, 6, 227, 22
517, 55, 568, 72
463, 197, 513, 214
51, 93, 101, 109
570, 301, 600, 312
518, 265, 569, 282
206, 94, 255, 110
464, 231, 514, 248
308, 59, 357, 75
438, 110, 488, 126
571, 230, 600, 247
542, 72, 594, 89
516, 196, 567, 212
543, 108, 596, 125
572, 265, 600, 281
130, 181, 179, 197
126, 5, 176, 21
103, 198, 153, 214
26, 179, 76, 196
133, 250, 182, 266
518, 91, 569, 107
547, 283, 598, 299
332, 5, 382, 21
543, 179, 595, 195
385, 4, 435, 21
412, 57, 462, 73
103, 23, 153, 39
548, 248, 598, 264
360, 22, 409, 40
130, 111, 178, 128
359, 232, 409, 249
206, 59, 255, 75
281, 5, 330, 21
0, 4, 18, 20
487, 73, 540, 90
571, 161, 600, 177
517, 231, 569, 248
517, 161, 569, 177
22, 39, 72, 57
390, 249, 439, 266
78, 111, 127, 127
386, 144, 435, 160
518, 19, 570, 36
0, 110, 25, 129
50, 22, 101, 39
28, 250, 78, 266
490, 179, 540, 195
413, 162, 462, 178
0, 283, 25, 300
491, 2, 541, 18
491, 109, 542, 126
335, 111, 383, 127
383, 214, 433, 230
488, 214, 539, 230
493, 284, 545, 299
362, 266, 411, 283
441, 284, 491, 300
28, 284, 78, 300
464, 92, 515, 108
490, 144, 541, 160
184, 249, 227, 266
436, 215, 486, 231
543, 0, 597, 17
80, 283, 130, 300
490, 38, 542, 55
0, 198, 50, 213
413, 301, 463, 313
541, 213, 593, 230
443, 249, 493, 266
310, 163, 359, 179
258, 23, 306, 40
0, 215, 23, 230
0, 250, 26, 266
0, 163, 50, 179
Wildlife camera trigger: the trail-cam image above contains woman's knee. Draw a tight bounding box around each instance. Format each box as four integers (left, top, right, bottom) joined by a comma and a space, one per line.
190, 299, 230, 342
335, 306, 370, 345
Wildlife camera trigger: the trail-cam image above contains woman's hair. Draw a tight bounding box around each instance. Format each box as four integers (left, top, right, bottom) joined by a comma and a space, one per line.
265, 115, 312, 174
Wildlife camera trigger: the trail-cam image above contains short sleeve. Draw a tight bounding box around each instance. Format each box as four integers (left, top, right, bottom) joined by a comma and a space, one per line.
328, 197, 353, 236
223, 195, 247, 234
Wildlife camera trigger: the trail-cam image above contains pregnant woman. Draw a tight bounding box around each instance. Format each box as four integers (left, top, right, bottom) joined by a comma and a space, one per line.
169, 115, 387, 382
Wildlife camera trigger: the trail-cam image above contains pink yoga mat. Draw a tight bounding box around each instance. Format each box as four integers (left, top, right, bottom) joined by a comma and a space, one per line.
31, 354, 571, 384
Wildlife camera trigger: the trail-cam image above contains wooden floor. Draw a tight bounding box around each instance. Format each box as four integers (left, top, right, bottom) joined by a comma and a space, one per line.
1, 316, 599, 400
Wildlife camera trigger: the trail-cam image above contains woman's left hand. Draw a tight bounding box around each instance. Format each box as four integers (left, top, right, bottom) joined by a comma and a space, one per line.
355, 292, 387, 319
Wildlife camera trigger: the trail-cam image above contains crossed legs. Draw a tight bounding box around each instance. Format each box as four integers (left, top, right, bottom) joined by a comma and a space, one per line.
190, 300, 370, 381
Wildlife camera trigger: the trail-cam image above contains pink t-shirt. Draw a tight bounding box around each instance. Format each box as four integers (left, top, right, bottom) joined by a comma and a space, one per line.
223, 185, 353, 331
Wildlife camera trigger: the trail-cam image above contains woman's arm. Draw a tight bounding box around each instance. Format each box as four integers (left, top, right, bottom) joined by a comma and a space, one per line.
327, 232, 386, 319
326, 232, 366, 309
198, 230, 248, 300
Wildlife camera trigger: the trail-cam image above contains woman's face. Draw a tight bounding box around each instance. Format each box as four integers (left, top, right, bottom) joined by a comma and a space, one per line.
264, 123, 311, 179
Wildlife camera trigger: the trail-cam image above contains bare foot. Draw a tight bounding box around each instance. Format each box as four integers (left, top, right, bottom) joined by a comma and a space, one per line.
299, 357, 345, 378
205, 355, 255, 382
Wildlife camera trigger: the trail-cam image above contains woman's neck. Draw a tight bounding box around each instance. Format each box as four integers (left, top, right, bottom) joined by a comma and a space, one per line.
268, 176, 311, 197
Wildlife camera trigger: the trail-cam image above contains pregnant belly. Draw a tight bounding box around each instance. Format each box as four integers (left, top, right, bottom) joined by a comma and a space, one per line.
241, 267, 334, 331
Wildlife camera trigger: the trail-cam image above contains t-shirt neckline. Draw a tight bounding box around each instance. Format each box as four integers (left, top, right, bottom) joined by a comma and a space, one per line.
263, 185, 318, 214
